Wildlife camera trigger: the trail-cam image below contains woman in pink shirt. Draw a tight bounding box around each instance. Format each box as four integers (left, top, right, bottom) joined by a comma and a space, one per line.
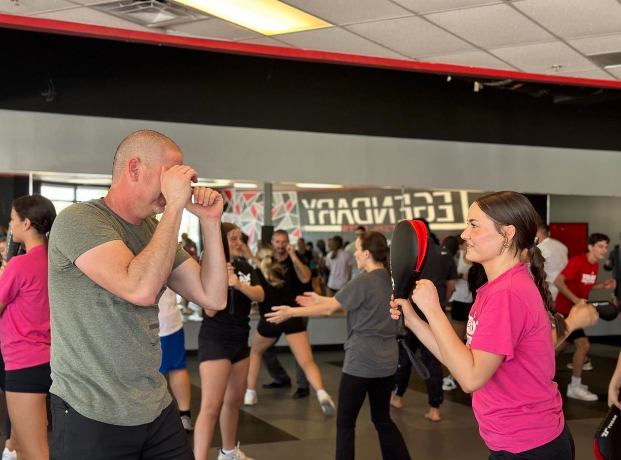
391, 191, 576, 459
0, 195, 56, 460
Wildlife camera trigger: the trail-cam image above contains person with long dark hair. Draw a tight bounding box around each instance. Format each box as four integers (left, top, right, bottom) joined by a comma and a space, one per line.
0, 195, 56, 459
194, 223, 264, 460
391, 191, 577, 459
267, 231, 410, 460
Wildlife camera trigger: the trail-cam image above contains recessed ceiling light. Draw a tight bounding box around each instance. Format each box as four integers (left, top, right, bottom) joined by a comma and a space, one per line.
172, 0, 331, 36
295, 183, 343, 189
234, 182, 258, 189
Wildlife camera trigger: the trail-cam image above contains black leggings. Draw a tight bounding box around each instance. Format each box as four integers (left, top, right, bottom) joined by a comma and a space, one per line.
336, 372, 410, 460
489, 423, 575, 460
394, 332, 443, 408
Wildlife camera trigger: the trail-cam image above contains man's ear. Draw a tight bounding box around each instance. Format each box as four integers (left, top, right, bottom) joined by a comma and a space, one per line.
127, 157, 141, 181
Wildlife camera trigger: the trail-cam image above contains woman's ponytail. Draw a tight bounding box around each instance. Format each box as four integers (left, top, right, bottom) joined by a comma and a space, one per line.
529, 245, 568, 338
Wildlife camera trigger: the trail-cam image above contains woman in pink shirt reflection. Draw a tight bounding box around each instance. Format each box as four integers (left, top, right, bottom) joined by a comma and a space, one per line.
0, 195, 56, 460
391, 191, 588, 459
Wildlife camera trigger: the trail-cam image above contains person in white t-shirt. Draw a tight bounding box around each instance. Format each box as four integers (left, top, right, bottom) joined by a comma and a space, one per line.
325, 236, 353, 297
158, 288, 194, 432
344, 226, 366, 281
536, 221, 568, 301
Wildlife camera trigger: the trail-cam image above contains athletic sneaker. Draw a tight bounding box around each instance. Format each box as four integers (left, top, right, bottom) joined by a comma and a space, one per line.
244, 390, 258, 406
567, 383, 598, 401
567, 357, 593, 371
442, 375, 457, 391
181, 415, 194, 432
2, 448, 16, 460
319, 394, 336, 416
217, 443, 254, 460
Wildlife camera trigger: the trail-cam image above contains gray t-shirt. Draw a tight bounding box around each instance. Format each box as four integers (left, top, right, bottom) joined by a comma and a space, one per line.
335, 268, 398, 378
325, 249, 353, 291
48, 199, 190, 426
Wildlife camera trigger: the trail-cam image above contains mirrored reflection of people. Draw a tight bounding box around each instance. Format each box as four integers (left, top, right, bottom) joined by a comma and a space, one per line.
0, 196, 56, 460
266, 232, 411, 460
554, 233, 615, 401
194, 223, 264, 460
48, 130, 228, 459
392, 192, 577, 459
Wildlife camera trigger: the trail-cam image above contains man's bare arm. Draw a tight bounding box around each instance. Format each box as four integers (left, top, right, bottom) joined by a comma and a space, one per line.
75, 202, 185, 306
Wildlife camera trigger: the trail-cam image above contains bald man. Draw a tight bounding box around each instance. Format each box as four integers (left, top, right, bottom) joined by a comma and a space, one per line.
48, 130, 228, 459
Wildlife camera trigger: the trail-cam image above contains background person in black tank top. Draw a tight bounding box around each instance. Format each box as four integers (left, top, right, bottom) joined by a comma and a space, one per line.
194, 223, 264, 460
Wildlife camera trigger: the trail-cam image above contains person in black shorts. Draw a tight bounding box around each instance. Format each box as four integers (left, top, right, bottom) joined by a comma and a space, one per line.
0, 195, 56, 459
194, 223, 265, 460
244, 234, 335, 416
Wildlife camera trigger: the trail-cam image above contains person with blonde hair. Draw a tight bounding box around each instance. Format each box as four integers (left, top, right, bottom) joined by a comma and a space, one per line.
245, 232, 335, 416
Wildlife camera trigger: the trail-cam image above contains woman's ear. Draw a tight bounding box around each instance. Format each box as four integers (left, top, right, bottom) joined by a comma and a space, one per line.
503, 225, 517, 244
23, 218, 32, 231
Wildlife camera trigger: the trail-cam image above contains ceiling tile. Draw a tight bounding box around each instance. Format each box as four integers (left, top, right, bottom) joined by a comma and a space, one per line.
391, 0, 501, 14
490, 41, 597, 74
346, 16, 474, 58
282, 0, 413, 25
238, 37, 294, 48
557, 68, 617, 80
426, 4, 554, 48
167, 18, 261, 41
419, 50, 516, 70
515, 0, 621, 39
31, 7, 158, 32
65, 0, 117, 4
604, 67, 621, 80
0, 0, 77, 15
568, 34, 621, 56
275, 27, 408, 59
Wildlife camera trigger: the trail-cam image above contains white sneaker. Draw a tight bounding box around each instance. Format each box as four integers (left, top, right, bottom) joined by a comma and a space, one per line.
2, 448, 17, 460
217, 443, 254, 460
442, 375, 457, 391
567, 383, 598, 401
319, 394, 335, 416
181, 415, 194, 432
244, 390, 258, 406
567, 357, 593, 371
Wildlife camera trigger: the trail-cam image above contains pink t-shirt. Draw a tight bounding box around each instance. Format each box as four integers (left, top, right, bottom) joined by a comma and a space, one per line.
0, 245, 51, 371
466, 263, 564, 453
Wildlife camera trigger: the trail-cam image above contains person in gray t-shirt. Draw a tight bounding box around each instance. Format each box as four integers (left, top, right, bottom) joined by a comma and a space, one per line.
48, 130, 228, 460
265, 232, 410, 460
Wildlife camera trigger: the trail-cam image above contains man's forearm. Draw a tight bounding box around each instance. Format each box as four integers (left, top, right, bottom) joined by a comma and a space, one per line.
556, 280, 580, 304
290, 253, 311, 283
128, 204, 184, 302
199, 219, 228, 310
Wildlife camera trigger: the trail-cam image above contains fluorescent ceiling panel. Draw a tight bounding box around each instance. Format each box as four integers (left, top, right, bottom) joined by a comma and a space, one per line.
173, 0, 331, 35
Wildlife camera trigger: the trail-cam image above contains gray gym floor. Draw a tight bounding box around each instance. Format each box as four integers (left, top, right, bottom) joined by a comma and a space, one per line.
184, 343, 617, 459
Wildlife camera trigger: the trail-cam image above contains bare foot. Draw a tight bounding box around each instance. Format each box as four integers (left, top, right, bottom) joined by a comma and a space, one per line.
424, 407, 441, 422
390, 393, 403, 409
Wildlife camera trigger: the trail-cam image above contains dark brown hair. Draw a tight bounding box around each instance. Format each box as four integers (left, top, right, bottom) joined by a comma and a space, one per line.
358, 231, 390, 276
13, 195, 56, 236
476, 191, 568, 337
330, 235, 343, 259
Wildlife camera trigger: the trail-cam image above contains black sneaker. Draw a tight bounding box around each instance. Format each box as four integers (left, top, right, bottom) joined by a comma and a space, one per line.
262, 379, 292, 389
292, 387, 310, 399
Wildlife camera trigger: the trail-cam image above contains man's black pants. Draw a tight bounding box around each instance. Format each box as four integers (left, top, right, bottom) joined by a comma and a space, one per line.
50, 395, 194, 460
